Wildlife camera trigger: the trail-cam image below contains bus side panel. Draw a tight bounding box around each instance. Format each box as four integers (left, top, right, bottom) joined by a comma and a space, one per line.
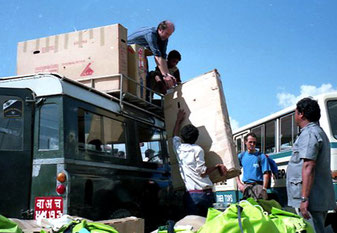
30, 164, 58, 206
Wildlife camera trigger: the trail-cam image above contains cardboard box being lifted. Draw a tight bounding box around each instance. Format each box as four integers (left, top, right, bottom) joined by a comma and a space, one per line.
164, 70, 241, 190
17, 24, 128, 93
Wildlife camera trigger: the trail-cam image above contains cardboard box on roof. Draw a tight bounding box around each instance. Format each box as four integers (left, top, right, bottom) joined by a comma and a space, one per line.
164, 69, 241, 189
17, 24, 128, 93
127, 44, 147, 99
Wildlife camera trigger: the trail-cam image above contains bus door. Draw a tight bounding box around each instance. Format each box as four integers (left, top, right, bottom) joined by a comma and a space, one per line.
0, 88, 34, 218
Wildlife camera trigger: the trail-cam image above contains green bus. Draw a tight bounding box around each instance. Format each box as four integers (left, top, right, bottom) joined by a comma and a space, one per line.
0, 73, 183, 230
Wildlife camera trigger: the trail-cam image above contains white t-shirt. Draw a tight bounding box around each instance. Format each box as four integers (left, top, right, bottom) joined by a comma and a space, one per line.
172, 136, 213, 191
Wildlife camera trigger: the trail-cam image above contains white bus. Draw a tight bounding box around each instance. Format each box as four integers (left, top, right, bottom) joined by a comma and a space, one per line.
215, 92, 337, 225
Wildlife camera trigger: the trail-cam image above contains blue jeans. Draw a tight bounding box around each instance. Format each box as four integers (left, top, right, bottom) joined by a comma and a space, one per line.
184, 190, 215, 217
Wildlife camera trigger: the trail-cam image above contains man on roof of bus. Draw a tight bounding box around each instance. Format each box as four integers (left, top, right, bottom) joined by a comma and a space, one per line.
128, 20, 176, 91
147, 50, 182, 98
236, 132, 271, 200
286, 97, 336, 233
173, 109, 227, 217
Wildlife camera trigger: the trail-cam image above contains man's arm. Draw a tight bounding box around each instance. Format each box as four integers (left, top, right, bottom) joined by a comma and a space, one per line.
173, 109, 185, 136
201, 164, 227, 178
236, 176, 245, 192
300, 159, 316, 219
261, 155, 271, 189
263, 171, 271, 190
155, 56, 176, 88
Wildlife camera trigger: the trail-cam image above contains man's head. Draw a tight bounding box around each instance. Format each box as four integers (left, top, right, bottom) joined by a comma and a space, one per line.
157, 20, 175, 41
145, 149, 155, 158
181, 124, 199, 144
295, 97, 321, 127
244, 132, 257, 153
167, 50, 181, 68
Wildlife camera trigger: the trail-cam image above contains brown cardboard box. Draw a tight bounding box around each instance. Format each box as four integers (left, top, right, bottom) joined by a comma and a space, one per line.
127, 44, 147, 99
17, 24, 128, 92
164, 70, 241, 189
9, 218, 52, 233
98, 217, 144, 233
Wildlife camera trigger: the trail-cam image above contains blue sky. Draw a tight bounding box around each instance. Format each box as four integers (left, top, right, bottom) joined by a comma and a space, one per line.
1, 0, 337, 129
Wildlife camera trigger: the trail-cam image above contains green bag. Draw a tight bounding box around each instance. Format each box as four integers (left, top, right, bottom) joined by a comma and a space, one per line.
269, 208, 314, 233
44, 219, 119, 233
0, 215, 23, 233
197, 199, 315, 233
198, 200, 279, 233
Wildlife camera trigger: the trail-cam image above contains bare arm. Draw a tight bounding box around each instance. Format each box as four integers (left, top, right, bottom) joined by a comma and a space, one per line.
201, 164, 227, 178
263, 171, 271, 190
155, 56, 176, 88
300, 159, 316, 219
155, 56, 169, 75
173, 109, 185, 136
236, 176, 245, 192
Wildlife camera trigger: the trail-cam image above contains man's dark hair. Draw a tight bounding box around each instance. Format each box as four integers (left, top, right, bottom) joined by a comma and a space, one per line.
168, 50, 181, 61
244, 132, 257, 142
181, 124, 199, 144
296, 97, 321, 122
157, 20, 175, 31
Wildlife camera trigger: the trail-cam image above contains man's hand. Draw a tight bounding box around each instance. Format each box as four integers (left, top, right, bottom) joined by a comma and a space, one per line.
163, 73, 176, 89
216, 164, 228, 177
237, 182, 245, 192
300, 200, 310, 219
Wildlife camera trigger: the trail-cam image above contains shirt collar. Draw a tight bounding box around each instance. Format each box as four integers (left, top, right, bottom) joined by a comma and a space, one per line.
298, 121, 318, 136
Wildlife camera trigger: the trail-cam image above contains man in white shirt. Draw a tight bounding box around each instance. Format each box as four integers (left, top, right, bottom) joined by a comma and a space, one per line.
173, 109, 227, 216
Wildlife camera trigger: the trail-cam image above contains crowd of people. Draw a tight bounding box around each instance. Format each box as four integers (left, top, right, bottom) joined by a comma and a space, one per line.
128, 20, 336, 233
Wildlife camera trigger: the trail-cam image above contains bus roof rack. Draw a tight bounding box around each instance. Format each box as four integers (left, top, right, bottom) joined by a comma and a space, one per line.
69, 73, 165, 119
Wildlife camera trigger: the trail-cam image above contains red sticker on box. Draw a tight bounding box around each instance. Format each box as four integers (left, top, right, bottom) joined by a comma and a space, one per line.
80, 63, 94, 76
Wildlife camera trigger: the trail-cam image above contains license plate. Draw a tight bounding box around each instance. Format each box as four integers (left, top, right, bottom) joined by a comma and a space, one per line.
34, 197, 63, 219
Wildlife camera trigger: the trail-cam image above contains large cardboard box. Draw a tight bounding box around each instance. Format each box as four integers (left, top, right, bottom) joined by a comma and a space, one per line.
98, 217, 144, 233
164, 70, 241, 189
17, 24, 128, 93
127, 44, 147, 99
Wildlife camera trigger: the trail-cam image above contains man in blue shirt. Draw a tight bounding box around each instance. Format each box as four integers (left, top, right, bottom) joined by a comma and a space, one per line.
128, 20, 176, 90
236, 132, 271, 199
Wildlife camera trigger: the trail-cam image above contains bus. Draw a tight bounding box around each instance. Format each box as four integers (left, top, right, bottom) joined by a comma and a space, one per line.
215, 92, 337, 225
0, 73, 184, 230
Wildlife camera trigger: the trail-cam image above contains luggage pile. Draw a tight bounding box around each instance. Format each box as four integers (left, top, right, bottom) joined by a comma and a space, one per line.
152, 198, 314, 233
1, 215, 144, 233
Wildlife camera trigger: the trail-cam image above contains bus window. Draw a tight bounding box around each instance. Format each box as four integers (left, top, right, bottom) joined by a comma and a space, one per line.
327, 100, 337, 139
280, 114, 294, 151
78, 109, 104, 153
39, 104, 59, 150
252, 125, 263, 152
138, 125, 163, 164
0, 98, 23, 151
235, 136, 242, 154
103, 116, 126, 159
265, 120, 276, 154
